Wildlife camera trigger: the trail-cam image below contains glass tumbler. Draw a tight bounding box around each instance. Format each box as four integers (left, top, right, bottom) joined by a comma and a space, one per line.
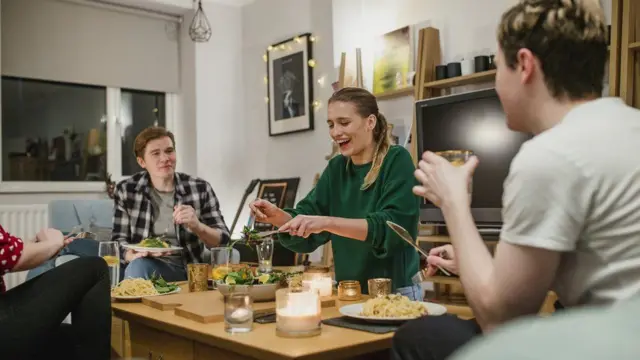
435, 150, 474, 202
98, 241, 120, 289
256, 237, 274, 273
224, 290, 253, 334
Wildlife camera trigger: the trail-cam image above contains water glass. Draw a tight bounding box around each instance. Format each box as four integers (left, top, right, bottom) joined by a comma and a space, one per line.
98, 241, 120, 289
256, 237, 274, 273
211, 247, 233, 268
224, 291, 253, 333
436, 150, 474, 202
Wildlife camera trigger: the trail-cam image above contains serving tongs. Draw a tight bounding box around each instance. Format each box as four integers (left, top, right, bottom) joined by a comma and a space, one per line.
385, 220, 451, 276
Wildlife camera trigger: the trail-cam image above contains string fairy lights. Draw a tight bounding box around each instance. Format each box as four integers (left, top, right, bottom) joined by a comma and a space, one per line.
262, 33, 324, 111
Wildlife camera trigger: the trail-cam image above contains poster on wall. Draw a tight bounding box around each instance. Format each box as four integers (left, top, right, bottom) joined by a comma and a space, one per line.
372, 26, 413, 96
267, 33, 314, 136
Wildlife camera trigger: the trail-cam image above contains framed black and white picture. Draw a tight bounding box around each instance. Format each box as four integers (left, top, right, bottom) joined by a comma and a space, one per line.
267, 33, 314, 136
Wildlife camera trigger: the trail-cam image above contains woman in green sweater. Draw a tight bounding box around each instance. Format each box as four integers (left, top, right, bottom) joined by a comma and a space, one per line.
249, 87, 421, 299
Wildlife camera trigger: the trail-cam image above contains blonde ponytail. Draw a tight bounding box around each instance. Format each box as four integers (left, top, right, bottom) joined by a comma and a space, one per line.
361, 112, 391, 190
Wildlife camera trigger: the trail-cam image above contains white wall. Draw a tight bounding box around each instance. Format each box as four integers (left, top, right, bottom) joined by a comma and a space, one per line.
192, 2, 247, 230
242, 0, 335, 203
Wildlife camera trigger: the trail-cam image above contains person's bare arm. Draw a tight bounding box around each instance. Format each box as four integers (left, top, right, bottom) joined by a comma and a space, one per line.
12, 240, 60, 271
442, 202, 560, 332
12, 229, 68, 272
442, 147, 587, 332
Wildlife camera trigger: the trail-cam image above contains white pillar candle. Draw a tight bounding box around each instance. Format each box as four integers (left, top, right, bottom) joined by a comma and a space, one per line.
276, 290, 321, 334
302, 277, 333, 297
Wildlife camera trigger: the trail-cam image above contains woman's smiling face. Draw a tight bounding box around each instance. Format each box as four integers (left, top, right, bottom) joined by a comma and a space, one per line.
327, 100, 375, 159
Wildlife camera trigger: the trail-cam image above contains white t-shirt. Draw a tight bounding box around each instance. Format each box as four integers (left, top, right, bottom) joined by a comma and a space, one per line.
501, 97, 640, 307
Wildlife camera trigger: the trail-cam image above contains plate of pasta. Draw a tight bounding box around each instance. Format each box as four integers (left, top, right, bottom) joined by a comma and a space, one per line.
122, 237, 183, 253
339, 294, 446, 323
111, 275, 181, 300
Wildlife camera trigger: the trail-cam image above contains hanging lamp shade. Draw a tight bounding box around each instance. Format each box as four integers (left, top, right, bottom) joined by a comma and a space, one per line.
189, 0, 212, 42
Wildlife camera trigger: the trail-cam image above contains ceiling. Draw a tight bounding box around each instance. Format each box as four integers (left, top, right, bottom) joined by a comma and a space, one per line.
91, 0, 256, 16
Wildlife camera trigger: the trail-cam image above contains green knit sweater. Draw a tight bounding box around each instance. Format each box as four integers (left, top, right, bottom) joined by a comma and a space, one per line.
278, 145, 420, 293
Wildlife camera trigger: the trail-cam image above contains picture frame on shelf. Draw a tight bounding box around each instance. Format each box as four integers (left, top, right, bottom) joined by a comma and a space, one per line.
372, 26, 414, 97
251, 177, 300, 232
266, 33, 314, 136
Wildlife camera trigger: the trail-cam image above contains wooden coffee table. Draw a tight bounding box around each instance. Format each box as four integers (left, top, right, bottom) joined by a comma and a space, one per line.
111, 289, 394, 360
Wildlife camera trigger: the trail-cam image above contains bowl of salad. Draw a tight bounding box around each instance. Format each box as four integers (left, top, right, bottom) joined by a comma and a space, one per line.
216, 267, 297, 302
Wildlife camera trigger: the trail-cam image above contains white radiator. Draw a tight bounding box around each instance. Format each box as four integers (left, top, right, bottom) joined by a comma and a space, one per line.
0, 205, 49, 290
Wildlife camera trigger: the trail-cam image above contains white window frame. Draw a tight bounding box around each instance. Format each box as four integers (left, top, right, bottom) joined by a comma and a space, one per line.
0, 84, 177, 193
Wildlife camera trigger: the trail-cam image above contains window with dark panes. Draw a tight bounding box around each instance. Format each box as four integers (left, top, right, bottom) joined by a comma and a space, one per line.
1, 77, 107, 181
119, 89, 166, 176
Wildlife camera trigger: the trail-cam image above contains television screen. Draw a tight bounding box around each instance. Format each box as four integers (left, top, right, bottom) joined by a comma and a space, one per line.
415, 88, 532, 225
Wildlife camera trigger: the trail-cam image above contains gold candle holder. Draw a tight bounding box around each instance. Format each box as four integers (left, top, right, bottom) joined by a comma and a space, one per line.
337, 280, 361, 301
368, 278, 392, 297
187, 263, 210, 292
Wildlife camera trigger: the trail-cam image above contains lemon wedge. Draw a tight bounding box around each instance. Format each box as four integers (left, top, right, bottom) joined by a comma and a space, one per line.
102, 255, 119, 266
212, 266, 230, 280
258, 274, 270, 284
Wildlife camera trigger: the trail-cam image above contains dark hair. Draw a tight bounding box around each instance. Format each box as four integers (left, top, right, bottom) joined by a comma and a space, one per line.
133, 126, 175, 158
328, 87, 391, 190
498, 0, 608, 99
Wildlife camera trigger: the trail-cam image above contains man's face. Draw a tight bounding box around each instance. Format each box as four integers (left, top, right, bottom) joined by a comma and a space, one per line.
137, 136, 176, 179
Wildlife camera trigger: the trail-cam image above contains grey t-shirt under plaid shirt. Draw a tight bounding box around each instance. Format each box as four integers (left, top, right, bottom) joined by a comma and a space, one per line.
149, 188, 182, 266
111, 171, 231, 265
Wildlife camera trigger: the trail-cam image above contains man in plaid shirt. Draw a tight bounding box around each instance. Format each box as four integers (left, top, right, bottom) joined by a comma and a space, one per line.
112, 127, 230, 281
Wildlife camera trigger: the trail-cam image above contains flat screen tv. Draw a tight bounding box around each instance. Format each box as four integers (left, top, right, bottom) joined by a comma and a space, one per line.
415, 88, 532, 225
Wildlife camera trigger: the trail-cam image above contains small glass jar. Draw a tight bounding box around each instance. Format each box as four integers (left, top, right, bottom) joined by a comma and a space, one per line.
302, 267, 333, 297
337, 280, 362, 301
224, 289, 253, 333
275, 287, 322, 338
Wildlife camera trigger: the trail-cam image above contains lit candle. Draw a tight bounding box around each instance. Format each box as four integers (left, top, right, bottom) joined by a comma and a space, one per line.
302, 276, 333, 297
276, 288, 322, 337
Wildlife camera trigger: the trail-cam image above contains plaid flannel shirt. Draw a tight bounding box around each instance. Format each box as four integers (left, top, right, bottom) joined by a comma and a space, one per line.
111, 171, 230, 265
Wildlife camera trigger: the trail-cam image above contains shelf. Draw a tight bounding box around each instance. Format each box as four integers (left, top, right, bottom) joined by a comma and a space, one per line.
417, 235, 498, 246
375, 86, 414, 100
630, 41, 640, 51
423, 70, 496, 89
423, 275, 461, 285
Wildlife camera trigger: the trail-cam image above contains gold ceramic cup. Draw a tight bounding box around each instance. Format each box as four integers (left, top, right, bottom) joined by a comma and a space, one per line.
188, 263, 210, 292
367, 278, 392, 297
435, 150, 474, 199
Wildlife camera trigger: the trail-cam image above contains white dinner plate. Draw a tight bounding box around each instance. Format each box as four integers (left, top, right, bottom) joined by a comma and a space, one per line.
122, 244, 183, 253
338, 301, 447, 324
111, 286, 181, 300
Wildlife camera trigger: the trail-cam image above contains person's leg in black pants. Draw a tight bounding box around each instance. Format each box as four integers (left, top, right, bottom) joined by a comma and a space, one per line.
391, 315, 482, 360
0, 256, 111, 360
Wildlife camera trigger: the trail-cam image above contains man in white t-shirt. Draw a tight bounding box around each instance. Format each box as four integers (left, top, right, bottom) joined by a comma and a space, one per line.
392, 1, 640, 360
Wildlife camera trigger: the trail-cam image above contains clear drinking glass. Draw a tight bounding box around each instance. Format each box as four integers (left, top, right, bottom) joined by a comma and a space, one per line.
256, 237, 274, 273
98, 241, 120, 289
436, 150, 474, 202
211, 247, 233, 268
224, 290, 253, 333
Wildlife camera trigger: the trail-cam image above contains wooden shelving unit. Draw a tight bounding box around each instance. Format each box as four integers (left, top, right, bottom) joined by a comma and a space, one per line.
423, 70, 496, 89
375, 86, 415, 100
616, 0, 640, 106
